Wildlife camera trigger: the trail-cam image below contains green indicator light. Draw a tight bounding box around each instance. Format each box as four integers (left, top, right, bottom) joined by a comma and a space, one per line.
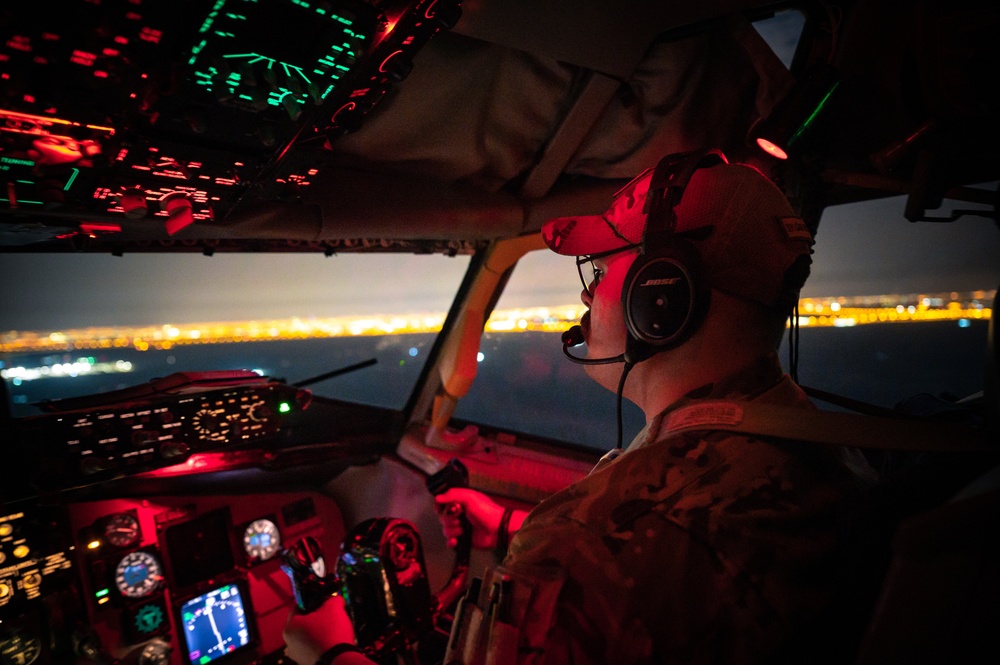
239, 94, 254, 101
16, 180, 34, 185
95, 588, 110, 598
788, 82, 840, 147
64, 168, 80, 192
399, 360, 405, 367
316, 8, 326, 14
1, 157, 35, 167
200, 657, 211, 665
18, 200, 44, 205
322, 84, 335, 99
313, 68, 325, 75
278, 402, 292, 414
183, 612, 195, 622
335, 64, 349, 72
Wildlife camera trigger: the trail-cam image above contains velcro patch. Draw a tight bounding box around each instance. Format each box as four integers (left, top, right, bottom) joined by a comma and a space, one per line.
666, 402, 744, 432
778, 216, 813, 242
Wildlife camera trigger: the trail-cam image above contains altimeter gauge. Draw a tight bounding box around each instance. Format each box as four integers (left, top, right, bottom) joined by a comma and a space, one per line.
115, 550, 162, 599
243, 518, 281, 562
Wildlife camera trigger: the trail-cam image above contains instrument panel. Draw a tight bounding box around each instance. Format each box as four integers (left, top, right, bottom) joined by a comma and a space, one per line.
0, 0, 462, 244
7, 371, 311, 498
0, 493, 346, 665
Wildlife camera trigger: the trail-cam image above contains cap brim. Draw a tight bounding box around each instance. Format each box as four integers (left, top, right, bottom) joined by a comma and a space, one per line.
541, 214, 632, 256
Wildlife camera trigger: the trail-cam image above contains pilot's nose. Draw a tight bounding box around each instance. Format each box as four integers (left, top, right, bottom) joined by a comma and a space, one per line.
581, 287, 593, 307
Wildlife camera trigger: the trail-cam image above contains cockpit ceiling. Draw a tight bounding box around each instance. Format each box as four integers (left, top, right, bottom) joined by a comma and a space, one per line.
0, 0, 997, 251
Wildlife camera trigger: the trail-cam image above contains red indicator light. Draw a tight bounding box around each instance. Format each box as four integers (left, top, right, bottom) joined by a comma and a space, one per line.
80, 223, 122, 234
70, 50, 97, 67
125, 12, 141, 21
41, 33, 60, 41
102, 48, 120, 57
755, 138, 788, 160
139, 28, 162, 44
33, 56, 48, 65
350, 88, 369, 98
6, 37, 32, 53
114, 36, 129, 45
0, 54, 9, 62
379, 50, 404, 73
94, 70, 108, 79
22, 95, 35, 103
332, 102, 356, 121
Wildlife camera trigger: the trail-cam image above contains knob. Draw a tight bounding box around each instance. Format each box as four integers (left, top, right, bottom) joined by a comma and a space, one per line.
159, 442, 190, 460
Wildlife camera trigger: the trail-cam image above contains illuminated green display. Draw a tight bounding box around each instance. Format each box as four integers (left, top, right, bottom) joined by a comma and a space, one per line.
187, 0, 372, 116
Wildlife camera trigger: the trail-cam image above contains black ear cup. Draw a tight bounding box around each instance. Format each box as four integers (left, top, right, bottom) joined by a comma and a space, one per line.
621, 241, 710, 354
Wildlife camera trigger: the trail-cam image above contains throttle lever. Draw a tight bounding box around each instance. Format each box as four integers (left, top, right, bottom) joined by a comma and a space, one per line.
281, 535, 341, 613
425, 458, 472, 615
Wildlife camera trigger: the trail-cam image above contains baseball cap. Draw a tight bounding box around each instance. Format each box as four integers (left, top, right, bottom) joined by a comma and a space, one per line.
541, 160, 814, 307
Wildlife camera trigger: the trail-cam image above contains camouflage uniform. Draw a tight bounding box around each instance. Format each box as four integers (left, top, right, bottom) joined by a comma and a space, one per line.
502, 354, 873, 664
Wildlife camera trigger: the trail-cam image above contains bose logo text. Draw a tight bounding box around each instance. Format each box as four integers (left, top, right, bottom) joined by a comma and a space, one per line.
641, 278, 681, 287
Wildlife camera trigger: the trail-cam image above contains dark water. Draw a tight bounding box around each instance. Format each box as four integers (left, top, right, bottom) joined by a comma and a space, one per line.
3, 321, 990, 452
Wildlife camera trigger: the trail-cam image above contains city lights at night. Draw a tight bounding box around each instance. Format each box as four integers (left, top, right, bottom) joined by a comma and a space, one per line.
1, 291, 992, 371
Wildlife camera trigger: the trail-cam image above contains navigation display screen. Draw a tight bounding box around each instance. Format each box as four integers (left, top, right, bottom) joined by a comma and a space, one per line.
178, 583, 253, 665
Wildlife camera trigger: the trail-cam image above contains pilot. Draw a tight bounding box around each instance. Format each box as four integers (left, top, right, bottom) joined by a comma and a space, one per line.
284, 152, 876, 664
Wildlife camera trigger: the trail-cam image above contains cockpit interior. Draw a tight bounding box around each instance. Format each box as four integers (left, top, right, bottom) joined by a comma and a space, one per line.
1, 1, 998, 664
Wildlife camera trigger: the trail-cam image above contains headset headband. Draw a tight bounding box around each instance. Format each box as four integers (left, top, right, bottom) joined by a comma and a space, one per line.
641, 148, 728, 254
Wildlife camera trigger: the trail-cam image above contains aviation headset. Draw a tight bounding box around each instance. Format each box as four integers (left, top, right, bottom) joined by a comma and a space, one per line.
620, 148, 728, 364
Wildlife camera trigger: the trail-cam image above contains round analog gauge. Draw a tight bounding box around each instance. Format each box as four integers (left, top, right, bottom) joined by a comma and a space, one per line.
191, 407, 233, 443
115, 550, 162, 599
243, 518, 281, 562
0, 634, 42, 665
103, 512, 141, 548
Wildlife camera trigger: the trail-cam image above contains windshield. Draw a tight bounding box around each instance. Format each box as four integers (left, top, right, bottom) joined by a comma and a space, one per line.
455, 191, 998, 452
0, 253, 470, 417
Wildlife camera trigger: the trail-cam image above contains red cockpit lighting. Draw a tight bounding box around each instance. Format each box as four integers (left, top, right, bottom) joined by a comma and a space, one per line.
755, 138, 788, 160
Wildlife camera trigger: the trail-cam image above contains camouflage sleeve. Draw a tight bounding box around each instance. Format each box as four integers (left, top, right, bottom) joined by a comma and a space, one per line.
510, 512, 775, 665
